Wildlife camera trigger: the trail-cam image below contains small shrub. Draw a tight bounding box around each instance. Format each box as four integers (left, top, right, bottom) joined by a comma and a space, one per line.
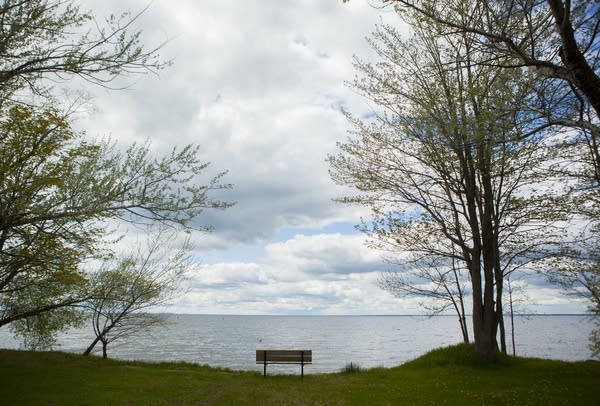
341, 362, 362, 373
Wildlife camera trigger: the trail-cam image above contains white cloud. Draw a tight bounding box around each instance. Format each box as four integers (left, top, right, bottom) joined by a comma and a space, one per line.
69, 0, 588, 315
263, 233, 381, 275
167, 233, 399, 314
74, 0, 380, 245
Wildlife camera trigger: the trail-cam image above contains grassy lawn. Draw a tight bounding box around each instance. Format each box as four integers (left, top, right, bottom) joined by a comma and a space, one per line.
1, 344, 598, 405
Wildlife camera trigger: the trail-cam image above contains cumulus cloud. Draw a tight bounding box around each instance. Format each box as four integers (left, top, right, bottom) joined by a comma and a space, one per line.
68, 0, 587, 315
74, 0, 384, 245
263, 234, 382, 276
171, 233, 399, 314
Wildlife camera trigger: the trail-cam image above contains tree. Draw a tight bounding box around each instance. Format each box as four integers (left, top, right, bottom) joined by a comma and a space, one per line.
382, 1, 600, 212
384, 0, 600, 134
380, 0, 600, 352
0, 104, 232, 338
0, 0, 166, 104
378, 249, 471, 343
0, 1, 231, 346
371, 216, 471, 342
83, 229, 190, 359
9, 305, 84, 350
329, 13, 560, 360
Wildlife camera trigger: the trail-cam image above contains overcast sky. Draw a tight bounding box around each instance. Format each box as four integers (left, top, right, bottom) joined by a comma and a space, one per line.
74, 0, 586, 315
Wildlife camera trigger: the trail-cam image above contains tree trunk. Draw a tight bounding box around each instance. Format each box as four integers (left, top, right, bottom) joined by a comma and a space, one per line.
460, 145, 497, 361
469, 254, 496, 361
83, 322, 115, 356
497, 310, 506, 353
463, 136, 499, 361
102, 341, 107, 359
546, 0, 600, 119
471, 294, 496, 361
494, 257, 507, 353
455, 263, 469, 343
451, 299, 470, 343
460, 315, 469, 343
83, 334, 103, 356
509, 283, 516, 356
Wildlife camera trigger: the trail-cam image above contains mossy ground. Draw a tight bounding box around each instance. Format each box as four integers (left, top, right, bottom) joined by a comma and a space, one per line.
1, 343, 599, 405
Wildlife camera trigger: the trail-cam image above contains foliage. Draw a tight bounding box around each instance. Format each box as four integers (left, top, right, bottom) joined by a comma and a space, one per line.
590, 327, 600, 359
329, 8, 563, 360
1, 347, 599, 405
380, 2, 600, 352
83, 229, 191, 358
0, 0, 167, 104
10, 307, 84, 351
547, 235, 600, 358
1, 104, 98, 335
384, 0, 600, 143
0, 1, 230, 349
0, 104, 232, 339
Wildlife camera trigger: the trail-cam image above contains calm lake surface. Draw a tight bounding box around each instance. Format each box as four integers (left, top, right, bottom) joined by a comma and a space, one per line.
0, 315, 594, 374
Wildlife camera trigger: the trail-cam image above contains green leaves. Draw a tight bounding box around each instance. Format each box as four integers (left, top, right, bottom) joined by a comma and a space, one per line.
0, 0, 166, 102
0, 0, 229, 351
82, 229, 191, 357
0, 103, 231, 345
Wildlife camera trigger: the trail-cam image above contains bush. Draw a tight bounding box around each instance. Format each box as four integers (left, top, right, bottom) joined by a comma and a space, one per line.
341, 362, 362, 373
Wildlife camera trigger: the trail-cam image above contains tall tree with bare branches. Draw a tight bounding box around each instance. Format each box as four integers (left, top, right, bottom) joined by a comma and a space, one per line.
330, 11, 561, 360
380, 0, 600, 356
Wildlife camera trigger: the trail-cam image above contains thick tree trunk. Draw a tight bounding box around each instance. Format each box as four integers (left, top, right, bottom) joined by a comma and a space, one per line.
476, 275, 497, 361
468, 249, 496, 361
467, 239, 496, 359
460, 142, 498, 361
471, 293, 496, 361
102, 341, 108, 359
546, 0, 600, 119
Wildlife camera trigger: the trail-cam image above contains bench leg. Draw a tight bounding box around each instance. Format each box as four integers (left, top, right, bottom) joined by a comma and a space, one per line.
263, 350, 267, 377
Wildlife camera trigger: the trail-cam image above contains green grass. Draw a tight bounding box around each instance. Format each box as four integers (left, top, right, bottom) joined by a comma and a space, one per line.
1, 343, 599, 405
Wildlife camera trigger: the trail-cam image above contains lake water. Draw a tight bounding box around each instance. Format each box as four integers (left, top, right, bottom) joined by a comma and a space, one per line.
0, 315, 595, 374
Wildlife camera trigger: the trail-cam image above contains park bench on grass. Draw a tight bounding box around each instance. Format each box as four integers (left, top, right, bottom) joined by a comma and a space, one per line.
256, 349, 312, 377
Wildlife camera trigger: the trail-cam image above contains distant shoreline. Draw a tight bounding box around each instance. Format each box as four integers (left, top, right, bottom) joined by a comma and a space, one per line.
158, 313, 590, 317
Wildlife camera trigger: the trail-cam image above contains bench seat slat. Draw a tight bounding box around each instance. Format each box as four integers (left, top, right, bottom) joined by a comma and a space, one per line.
256, 350, 312, 364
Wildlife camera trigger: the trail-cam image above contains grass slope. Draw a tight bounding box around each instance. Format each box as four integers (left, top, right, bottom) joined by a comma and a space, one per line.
1, 344, 599, 405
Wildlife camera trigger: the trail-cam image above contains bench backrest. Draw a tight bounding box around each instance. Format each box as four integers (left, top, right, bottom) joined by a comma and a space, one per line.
256, 350, 312, 364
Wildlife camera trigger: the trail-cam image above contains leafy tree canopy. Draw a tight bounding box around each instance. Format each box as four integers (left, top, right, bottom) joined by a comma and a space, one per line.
0, 0, 166, 104
0, 104, 232, 337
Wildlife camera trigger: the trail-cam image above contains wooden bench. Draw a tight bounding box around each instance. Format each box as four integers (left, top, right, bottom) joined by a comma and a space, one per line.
256, 349, 312, 377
